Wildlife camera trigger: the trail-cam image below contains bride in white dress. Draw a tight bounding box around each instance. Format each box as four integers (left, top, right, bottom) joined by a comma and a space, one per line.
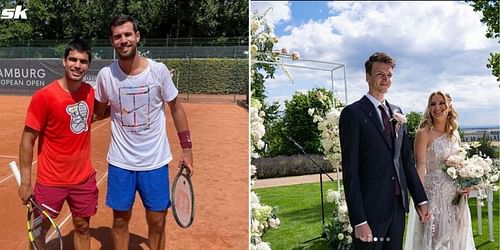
404, 91, 475, 250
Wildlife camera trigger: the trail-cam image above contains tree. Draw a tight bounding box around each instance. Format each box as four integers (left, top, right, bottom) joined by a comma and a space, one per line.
0, 0, 248, 43
467, 134, 500, 159
282, 88, 333, 155
467, 0, 500, 81
406, 111, 422, 147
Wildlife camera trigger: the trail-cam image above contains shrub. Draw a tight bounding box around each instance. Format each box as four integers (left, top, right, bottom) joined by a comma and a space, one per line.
162, 58, 247, 94
252, 154, 336, 179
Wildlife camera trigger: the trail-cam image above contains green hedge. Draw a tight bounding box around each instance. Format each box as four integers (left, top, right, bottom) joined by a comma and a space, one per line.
252, 154, 336, 179
162, 58, 247, 94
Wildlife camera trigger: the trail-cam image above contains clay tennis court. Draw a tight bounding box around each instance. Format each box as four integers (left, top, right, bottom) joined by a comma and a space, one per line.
0, 94, 248, 249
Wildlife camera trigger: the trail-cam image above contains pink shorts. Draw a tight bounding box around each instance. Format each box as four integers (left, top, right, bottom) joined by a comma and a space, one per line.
34, 171, 98, 218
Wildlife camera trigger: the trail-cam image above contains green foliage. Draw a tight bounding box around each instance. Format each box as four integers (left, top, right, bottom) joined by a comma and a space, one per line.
487, 52, 500, 82
260, 119, 286, 157
255, 183, 337, 250
257, 102, 284, 157
467, 135, 500, 159
0, 0, 248, 42
282, 88, 333, 155
467, 0, 500, 81
406, 111, 422, 146
162, 58, 247, 94
257, 182, 500, 250
252, 154, 335, 179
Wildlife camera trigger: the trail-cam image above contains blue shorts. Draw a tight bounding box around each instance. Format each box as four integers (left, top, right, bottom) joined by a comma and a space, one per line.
106, 164, 171, 211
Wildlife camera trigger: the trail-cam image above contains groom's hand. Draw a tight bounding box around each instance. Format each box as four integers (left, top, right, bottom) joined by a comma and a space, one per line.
416, 203, 431, 223
355, 223, 373, 242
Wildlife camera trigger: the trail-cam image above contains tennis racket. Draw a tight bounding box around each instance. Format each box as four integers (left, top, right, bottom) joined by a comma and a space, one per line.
8, 161, 63, 250
171, 162, 195, 228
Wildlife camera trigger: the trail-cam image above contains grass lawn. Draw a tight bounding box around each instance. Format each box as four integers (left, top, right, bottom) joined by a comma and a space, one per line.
255, 182, 499, 250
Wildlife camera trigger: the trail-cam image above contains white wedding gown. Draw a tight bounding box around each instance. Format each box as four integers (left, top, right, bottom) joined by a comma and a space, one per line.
404, 133, 475, 250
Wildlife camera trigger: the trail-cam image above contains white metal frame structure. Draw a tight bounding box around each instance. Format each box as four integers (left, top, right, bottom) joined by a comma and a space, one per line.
252, 54, 349, 105
252, 54, 348, 191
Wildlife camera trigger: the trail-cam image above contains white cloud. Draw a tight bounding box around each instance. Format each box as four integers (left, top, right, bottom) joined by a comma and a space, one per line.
251, 1, 291, 25
259, 1, 499, 127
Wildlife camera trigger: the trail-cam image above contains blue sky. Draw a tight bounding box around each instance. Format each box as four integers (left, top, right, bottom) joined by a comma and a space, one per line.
251, 1, 499, 128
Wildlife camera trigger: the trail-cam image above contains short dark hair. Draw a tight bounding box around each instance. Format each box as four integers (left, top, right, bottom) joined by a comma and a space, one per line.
64, 38, 92, 63
365, 52, 395, 75
108, 14, 139, 37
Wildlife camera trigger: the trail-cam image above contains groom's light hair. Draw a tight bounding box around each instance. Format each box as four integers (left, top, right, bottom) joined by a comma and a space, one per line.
365, 52, 395, 75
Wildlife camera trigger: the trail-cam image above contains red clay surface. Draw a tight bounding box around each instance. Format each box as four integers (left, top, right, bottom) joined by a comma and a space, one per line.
0, 94, 248, 249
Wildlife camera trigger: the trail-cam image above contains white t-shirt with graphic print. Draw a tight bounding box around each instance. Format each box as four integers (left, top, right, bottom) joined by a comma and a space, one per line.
95, 59, 178, 171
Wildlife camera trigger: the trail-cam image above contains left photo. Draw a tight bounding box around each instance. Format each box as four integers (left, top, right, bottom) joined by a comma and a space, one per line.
0, 1, 249, 249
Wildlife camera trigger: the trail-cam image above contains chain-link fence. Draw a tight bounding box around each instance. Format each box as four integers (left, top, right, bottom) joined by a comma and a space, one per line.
0, 37, 249, 59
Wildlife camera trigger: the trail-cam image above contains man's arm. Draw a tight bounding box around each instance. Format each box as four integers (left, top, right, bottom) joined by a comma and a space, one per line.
167, 97, 193, 174
93, 99, 110, 122
402, 124, 430, 222
18, 126, 38, 204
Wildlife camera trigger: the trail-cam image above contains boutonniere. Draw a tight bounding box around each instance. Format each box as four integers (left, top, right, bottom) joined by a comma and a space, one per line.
390, 113, 407, 138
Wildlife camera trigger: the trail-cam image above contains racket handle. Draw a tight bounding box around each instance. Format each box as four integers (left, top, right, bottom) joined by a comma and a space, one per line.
8, 161, 21, 186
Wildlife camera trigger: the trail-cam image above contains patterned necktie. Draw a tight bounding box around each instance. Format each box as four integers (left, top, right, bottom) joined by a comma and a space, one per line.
378, 104, 394, 147
379, 104, 400, 195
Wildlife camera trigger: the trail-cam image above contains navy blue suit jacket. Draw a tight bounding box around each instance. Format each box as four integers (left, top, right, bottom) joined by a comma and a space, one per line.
339, 96, 427, 232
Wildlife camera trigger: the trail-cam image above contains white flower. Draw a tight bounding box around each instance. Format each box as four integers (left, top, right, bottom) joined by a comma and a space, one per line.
325, 109, 340, 122
391, 112, 407, 124
251, 44, 258, 57
268, 218, 279, 229
256, 140, 265, 150
490, 174, 499, 183
446, 167, 458, 179
250, 191, 261, 209
269, 33, 278, 44
337, 233, 345, 240
308, 108, 315, 116
326, 189, 336, 203
251, 165, 257, 176
256, 242, 271, 250
251, 219, 260, 233
338, 203, 348, 215
470, 141, 481, 148
346, 235, 353, 244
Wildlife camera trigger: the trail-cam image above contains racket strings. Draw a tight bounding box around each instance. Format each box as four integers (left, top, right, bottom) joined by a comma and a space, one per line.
173, 176, 193, 225
28, 204, 63, 250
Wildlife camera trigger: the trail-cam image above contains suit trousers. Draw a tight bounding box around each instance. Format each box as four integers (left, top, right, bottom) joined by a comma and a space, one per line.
353, 195, 405, 250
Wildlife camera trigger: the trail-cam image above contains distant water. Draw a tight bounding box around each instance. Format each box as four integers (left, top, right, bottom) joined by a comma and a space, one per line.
460, 126, 500, 132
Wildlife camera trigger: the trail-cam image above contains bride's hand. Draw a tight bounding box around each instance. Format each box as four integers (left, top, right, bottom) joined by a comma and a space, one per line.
416, 203, 431, 223
457, 187, 472, 198
458, 187, 472, 195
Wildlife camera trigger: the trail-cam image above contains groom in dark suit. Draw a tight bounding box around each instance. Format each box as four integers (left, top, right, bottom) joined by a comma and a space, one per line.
339, 52, 430, 249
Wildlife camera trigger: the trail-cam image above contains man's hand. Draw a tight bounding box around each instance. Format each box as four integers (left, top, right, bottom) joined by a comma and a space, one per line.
181, 148, 193, 176
354, 223, 373, 242
416, 203, 431, 223
18, 184, 32, 205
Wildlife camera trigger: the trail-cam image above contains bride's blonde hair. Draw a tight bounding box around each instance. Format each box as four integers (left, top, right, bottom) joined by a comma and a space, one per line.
419, 91, 458, 137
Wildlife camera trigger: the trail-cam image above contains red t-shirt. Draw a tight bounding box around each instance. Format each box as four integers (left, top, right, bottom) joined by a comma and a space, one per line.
25, 80, 95, 186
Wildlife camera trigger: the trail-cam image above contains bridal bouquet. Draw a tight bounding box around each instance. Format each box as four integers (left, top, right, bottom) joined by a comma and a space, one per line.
323, 189, 353, 249
443, 146, 499, 205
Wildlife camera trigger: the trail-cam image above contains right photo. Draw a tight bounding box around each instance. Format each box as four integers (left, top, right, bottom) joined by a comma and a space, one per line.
249, 1, 499, 250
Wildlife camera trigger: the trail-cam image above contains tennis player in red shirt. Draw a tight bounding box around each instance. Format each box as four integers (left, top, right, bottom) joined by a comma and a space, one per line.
17, 38, 98, 250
